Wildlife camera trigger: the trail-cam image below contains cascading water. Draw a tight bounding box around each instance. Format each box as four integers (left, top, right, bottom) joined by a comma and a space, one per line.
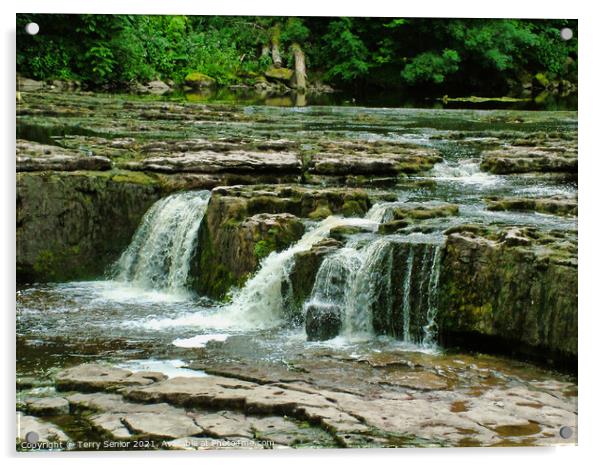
111, 190, 210, 294
401, 247, 415, 342
303, 235, 443, 346
222, 216, 379, 329
430, 159, 499, 185
140, 215, 378, 331
422, 247, 442, 347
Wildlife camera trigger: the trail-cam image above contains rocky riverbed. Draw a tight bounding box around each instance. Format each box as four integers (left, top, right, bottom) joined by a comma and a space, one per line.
17, 90, 577, 450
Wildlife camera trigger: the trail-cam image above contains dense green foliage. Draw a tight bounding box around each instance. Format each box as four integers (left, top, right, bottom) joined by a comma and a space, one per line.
17, 14, 577, 94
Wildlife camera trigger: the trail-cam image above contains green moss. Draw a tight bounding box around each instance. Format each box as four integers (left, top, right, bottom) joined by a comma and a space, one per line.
329, 225, 363, 241
378, 220, 410, 234
184, 72, 216, 88
254, 223, 303, 260
32, 246, 87, 282
534, 72, 550, 87
110, 170, 158, 186
391, 203, 459, 221
247, 196, 296, 215
32, 250, 57, 277
265, 67, 294, 81
308, 204, 333, 220
254, 239, 276, 260
341, 200, 364, 217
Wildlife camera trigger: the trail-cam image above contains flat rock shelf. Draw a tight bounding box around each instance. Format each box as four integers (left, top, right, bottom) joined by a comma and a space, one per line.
17, 90, 577, 450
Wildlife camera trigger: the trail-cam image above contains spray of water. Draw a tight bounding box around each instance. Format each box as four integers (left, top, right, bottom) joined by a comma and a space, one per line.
111, 190, 210, 296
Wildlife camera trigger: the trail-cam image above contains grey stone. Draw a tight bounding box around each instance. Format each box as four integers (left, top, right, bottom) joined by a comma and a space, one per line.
25, 397, 70, 416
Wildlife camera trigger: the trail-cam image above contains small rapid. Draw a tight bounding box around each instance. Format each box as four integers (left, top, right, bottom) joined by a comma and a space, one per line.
143, 215, 379, 332
303, 235, 444, 346
430, 160, 501, 186
111, 190, 210, 296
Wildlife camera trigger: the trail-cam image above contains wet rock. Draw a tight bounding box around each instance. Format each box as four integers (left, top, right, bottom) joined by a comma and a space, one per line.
135, 80, 171, 95
194, 204, 305, 299
124, 371, 169, 385
378, 219, 410, 234
245, 213, 305, 260
285, 238, 343, 320
88, 413, 133, 440
252, 416, 331, 446
389, 202, 459, 221
17, 76, 46, 91
438, 225, 577, 364
193, 412, 253, 438
24, 396, 70, 416
17, 376, 44, 389
265, 67, 294, 83
17, 412, 70, 445
123, 150, 302, 175
45, 363, 576, 448
329, 225, 370, 241
56, 365, 170, 393
56, 364, 133, 392
305, 303, 342, 341
378, 371, 448, 390
121, 412, 203, 439
184, 72, 216, 89
122, 374, 337, 417
193, 185, 372, 300
66, 391, 206, 440
17, 140, 112, 172
17, 170, 162, 282
481, 146, 577, 174
140, 137, 298, 154
485, 195, 577, 217
308, 147, 441, 177
502, 227, 532, 246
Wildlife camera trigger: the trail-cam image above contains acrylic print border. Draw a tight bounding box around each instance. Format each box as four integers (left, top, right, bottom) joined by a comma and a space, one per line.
3, 0, 587, 464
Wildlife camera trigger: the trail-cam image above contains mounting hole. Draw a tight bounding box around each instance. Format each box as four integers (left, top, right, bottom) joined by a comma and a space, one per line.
560, 28, 573, 41
25, 431, 39, 443
24, 22, 39, 35
559, 426, 573, 439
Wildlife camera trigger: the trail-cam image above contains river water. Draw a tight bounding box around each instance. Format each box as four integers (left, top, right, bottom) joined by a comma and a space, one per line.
17, 103, 577, 433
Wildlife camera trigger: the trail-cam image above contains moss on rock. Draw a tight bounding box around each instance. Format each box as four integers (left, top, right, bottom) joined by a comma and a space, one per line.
17, 170, 163, 282
438, 224, 577, 365
284, 238, 343, 322
265, 67, 294, 82
184, 72, 216, 89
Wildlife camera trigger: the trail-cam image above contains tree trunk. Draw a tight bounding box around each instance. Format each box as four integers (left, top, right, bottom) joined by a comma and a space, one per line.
271, 43, 282, 68
261, 44, 270, 58
291, 43, 307, 93
270, 26, 282, 68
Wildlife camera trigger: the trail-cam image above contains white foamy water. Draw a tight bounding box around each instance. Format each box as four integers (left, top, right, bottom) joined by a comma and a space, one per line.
430, 160, 501, 186
172, 333, 229, 348
91, 281, 193, 304
111, 190, 210, 294
116, 359, 205, 378
304, 236, 444, 347
141, 216, 378, 331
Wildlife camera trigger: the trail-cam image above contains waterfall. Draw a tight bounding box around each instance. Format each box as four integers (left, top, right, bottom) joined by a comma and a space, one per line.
430, 160, 500, 185
365, 201, 404, 223
222, 216, 378, 328
111, 190, 210, 294
401, 247, 414, 342
303, 235, 443, 346
422, 247, 442, 347
344, 239, 394, 336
